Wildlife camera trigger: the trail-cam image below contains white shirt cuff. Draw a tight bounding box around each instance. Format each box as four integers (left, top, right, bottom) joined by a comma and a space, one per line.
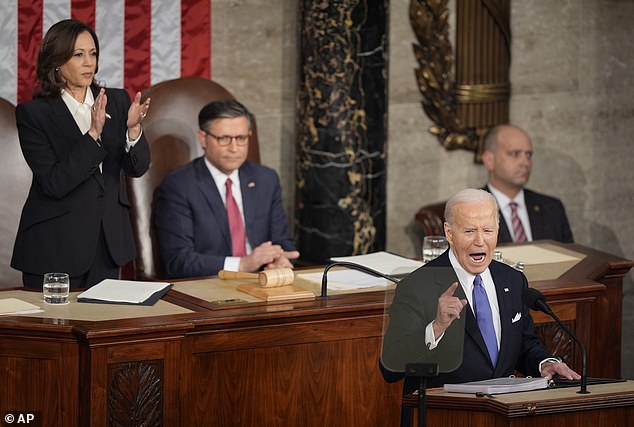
125, 128, 143, 152
425, 320, 444, 350
223, 256, 241, 272
539, 357, 562, 373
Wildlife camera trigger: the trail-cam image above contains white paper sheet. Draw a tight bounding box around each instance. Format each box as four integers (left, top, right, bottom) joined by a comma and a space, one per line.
0, 298, 43, 315
298, 270, 391, 290
330, 251, 423, 275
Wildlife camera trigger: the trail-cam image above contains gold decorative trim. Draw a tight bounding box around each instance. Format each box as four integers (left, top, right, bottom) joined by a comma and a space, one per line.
409, 0, 468, 150
455, 83, 511, 103
409, 0, 511, 160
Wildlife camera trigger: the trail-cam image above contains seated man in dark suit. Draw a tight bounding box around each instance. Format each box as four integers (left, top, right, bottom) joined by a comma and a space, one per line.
381, 189, 579, 388
482, 124, 574, 244
154, 99, 299, 279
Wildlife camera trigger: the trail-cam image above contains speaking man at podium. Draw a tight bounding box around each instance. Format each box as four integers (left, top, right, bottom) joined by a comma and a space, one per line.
381, 189, 579, 388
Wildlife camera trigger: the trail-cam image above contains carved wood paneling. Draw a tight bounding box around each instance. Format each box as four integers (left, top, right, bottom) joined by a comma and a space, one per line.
535, 320, 575, 367
108, 361, 163, 427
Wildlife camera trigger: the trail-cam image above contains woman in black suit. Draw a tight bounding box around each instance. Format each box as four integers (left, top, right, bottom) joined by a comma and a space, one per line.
11, 19, 151, 289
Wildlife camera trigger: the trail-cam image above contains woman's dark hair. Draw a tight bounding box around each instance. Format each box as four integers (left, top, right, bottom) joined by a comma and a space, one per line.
34, 19, 100, 98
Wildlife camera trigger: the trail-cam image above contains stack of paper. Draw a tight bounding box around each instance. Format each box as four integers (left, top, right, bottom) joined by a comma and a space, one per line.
443, 377, 549, 394
77, 279, 172, 306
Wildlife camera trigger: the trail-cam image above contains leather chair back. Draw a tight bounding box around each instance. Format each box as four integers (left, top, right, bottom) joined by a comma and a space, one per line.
0, 98, 31, 288
126, 77, 260, 280
414, 201, 446, 238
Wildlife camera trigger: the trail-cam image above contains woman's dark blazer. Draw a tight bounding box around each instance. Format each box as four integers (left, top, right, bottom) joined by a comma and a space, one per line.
11, 87, 150, 277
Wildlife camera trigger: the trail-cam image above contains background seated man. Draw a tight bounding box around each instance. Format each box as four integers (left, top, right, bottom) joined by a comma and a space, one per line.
381, 188, 579, 388
154, 99, 299, 279
482, 124, 574, 244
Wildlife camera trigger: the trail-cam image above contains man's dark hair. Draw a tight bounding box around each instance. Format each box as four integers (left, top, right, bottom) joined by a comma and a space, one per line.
35, 19, 100, 98
198, 99, 253, 131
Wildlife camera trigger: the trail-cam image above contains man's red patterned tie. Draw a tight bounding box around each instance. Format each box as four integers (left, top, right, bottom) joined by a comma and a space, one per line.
225, 178, 246, 256
509, 202, 528, 243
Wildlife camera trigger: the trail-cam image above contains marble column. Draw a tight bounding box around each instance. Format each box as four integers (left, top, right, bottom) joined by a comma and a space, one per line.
296, 0, 388, 264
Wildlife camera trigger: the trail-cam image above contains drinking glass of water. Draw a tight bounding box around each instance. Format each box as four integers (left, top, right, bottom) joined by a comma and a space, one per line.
422, 235, 449, 263
43, 272, 70, 304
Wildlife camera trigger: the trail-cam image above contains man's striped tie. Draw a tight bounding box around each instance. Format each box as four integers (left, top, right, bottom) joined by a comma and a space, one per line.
509, 202, 528, 243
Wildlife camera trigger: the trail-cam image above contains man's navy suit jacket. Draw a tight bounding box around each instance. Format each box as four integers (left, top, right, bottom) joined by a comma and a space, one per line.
11, 87, 150, 277
484, 185, 574, 244
381, 251, 551, 389
155, 157, 296, 279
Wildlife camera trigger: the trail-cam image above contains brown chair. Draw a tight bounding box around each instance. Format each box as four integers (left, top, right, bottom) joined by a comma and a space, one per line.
414, 201, 446, 238
0, 98, 31, 288
126, 77, 260, 280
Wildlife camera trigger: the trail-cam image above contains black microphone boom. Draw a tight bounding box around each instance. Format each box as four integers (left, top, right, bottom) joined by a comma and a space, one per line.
320, 261, 400, 298
523, 287, 589, 394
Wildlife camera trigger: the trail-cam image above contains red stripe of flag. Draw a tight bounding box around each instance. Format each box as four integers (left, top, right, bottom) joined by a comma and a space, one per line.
181, 0, 211, 78
17, 0, 44, 103
124, 0, 152, 99
71, 0, 96, 29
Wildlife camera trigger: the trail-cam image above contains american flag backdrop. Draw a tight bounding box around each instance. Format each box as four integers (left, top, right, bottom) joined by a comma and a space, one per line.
0, 0, 211, 105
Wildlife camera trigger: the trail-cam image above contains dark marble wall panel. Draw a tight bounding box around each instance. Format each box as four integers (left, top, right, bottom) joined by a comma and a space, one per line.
296, 0, 388, 263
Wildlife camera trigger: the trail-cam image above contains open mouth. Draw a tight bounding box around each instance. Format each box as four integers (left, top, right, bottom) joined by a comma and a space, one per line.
470, 252, 487, 263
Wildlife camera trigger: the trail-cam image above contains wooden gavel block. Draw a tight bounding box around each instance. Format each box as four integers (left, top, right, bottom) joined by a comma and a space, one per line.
218, 268, 295, 288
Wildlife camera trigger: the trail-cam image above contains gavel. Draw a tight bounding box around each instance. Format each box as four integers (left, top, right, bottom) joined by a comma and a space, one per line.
218, 268, 295, 288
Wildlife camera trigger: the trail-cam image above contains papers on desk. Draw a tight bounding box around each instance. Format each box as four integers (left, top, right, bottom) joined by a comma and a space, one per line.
444, 377, 549, 395
298, 270, 392, 291
496, 245, 580, 265
0, 298, 43, 315
330, 251, 423, 276
77, 279, 172, 306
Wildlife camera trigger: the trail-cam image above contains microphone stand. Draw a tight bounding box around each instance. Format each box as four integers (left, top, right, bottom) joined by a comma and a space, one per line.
526, 288, 589, 394
320, 261, 400, 297
540, 304, 589, 394
404, 363, 439, 427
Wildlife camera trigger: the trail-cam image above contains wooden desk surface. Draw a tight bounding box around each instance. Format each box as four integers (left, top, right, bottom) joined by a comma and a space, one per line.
0, 289, 193, 321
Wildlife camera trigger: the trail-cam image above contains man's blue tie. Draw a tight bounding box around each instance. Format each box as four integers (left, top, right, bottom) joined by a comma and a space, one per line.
473, 274, 498, 366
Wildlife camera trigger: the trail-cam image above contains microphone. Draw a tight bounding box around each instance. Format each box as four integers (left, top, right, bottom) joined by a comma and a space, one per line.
320, 261, 400, 297
523, 287, 589, 394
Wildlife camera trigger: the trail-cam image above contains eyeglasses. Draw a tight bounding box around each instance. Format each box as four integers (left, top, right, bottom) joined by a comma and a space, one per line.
202, 129, 250, 146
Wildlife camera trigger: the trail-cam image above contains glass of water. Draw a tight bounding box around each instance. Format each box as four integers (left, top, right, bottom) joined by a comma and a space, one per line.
422, 235, 449, 263
43, 272, 70, 304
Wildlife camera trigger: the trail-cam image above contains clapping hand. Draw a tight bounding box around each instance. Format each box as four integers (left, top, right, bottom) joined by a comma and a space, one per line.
127, 91, 151, 139
88, 88, 107, 141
